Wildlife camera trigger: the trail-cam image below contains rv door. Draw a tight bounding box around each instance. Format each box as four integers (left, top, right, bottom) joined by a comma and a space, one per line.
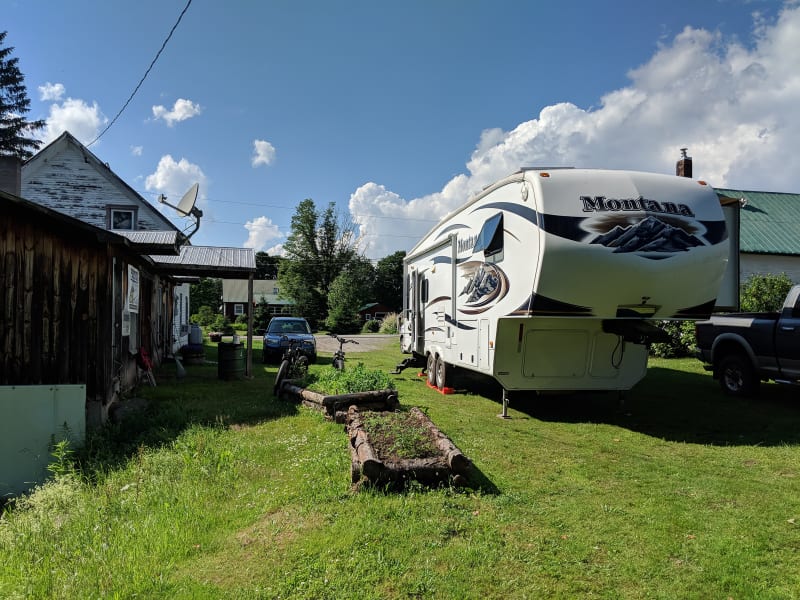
400, 268, 425, 355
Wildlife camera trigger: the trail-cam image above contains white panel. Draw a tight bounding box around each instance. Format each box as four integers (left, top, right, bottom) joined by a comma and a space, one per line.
0, 385, 86, 497
523, 330, 587, 377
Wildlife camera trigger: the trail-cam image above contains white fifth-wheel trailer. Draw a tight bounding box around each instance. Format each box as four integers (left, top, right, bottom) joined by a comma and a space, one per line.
397, 168, 729, 395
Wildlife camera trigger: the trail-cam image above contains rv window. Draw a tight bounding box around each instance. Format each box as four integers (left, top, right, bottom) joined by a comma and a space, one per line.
421, 278, 429, 303
473, 212, 503, 257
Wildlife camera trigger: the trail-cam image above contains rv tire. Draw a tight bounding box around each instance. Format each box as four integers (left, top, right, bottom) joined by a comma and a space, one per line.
435, 355, 452, 390
426, 353, 437, 386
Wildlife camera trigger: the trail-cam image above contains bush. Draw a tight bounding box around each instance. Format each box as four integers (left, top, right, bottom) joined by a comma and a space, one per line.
740, 273, 794, 312
361, 319, 381, 333
211, 314, 234, 335
649, 321, 696, 358
191, 305, 217, 327
379, 313, 399, 334
234, 314, 248, 327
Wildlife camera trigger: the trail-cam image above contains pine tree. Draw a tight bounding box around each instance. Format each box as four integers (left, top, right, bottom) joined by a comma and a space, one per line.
0, 31, 45, 159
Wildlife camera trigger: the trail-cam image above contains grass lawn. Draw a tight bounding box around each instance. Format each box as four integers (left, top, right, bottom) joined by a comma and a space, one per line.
2, 342, 799, 599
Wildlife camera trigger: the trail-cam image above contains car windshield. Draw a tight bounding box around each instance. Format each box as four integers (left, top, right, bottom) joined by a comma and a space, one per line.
268, 320, 310, 335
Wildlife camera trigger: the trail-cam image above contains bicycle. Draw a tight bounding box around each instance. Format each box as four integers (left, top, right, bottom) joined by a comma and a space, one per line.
273, 336, 310, 396
329, 333, 359, 370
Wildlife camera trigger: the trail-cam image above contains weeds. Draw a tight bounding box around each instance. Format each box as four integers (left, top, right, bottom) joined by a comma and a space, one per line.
360, 411, 438, 460
308, 362, 395, 395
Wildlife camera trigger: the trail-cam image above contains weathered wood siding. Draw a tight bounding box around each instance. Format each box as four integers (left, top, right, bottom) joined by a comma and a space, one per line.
0, 203, 113, 402
22, 133, 176, 231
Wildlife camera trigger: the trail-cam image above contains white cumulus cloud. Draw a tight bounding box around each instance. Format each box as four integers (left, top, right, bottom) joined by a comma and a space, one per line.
42, 97, 107, 146
145, 155, 208, 214
38, 82, 65, 101
243, 216, 283, 251
152, 98, 202, 127
350, 3, 800, 259
252, 139, 276, 167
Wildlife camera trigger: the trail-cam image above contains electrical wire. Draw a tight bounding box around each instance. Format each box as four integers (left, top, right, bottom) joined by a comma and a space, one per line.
87, 0, 193, 147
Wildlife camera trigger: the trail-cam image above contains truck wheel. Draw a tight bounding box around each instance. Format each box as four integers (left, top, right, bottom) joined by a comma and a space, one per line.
435, 355, 452, 390
718, 354, 760, 397
427, 353, 437, 386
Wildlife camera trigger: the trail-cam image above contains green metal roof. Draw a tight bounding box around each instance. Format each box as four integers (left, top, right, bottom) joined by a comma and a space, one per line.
715, 187, 800, 255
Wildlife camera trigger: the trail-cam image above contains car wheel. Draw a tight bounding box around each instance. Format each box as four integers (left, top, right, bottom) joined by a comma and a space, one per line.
718, 353, 760, 397
426, 353, 437, 386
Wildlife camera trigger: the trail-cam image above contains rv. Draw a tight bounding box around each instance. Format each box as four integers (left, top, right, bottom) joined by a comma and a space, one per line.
398, 168, 728, 394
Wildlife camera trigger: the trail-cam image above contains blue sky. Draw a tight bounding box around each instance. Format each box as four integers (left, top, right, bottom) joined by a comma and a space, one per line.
7, 0, 798, 259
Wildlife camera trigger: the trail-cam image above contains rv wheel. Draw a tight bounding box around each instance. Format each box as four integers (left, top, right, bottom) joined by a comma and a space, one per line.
426, 353, 437, 386
435, 356, 452, 390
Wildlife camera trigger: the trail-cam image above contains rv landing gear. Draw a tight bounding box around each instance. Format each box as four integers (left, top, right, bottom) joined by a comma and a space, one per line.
391, 355, 426, 375
498, 389, 511, 419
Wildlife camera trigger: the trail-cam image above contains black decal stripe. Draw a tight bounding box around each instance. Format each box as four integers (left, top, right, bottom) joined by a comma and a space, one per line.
529, 293, 594, 316
444, 314, 476, 330
671, 299, 717, 319
698, 220, 728, 245
434, 223, 469, 242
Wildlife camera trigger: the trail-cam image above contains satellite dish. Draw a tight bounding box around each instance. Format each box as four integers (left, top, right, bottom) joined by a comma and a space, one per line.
158, 182, 203, 240
175, 183, 199, 216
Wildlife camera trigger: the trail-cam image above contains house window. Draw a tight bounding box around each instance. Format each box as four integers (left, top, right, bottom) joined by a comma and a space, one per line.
234, 303, 244, 316
107, 205, 138, 230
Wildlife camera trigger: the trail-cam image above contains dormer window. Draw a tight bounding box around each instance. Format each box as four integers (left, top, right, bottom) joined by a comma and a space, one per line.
107, 205, 138, 230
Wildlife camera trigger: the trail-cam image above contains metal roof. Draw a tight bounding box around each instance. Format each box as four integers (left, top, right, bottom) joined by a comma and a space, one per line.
715, 188, 800, 255
149, 245, 256, 277
116, 230, 181, 255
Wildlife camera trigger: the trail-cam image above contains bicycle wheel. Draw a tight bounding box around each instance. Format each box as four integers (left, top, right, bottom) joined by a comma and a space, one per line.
293, 355, 309, 378
274, 359, 290, 396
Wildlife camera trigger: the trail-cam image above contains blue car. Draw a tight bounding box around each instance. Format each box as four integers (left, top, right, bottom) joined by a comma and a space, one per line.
262, 317, 317, 364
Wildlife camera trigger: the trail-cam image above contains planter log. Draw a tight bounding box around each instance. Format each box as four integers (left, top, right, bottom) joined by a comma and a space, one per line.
346, 405, 471, 488
279, 382, 399, 422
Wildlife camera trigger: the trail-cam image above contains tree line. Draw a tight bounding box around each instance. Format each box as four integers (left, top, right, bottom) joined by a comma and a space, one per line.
191, 199, 405, 333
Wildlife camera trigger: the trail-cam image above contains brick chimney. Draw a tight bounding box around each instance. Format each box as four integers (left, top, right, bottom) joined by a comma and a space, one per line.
676, 147, 692, 178
0, 155, 22, 196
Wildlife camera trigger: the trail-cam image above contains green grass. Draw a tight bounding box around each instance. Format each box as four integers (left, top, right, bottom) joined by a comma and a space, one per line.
2, 343, 800, 599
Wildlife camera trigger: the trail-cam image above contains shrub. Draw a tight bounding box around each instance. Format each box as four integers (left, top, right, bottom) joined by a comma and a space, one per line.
361, 319, 380, 333
211, 314, 234, 335
649, 321, 696, 358
191, 305, 217, 327
740, 273, 794, 312
379, 313, 399, 334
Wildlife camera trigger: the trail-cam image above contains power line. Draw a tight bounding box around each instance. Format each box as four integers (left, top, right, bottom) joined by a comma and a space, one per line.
87, 0, 193, 147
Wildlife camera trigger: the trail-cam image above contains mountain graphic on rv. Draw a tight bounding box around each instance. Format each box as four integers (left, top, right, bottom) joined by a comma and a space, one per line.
589, 215, 705, 253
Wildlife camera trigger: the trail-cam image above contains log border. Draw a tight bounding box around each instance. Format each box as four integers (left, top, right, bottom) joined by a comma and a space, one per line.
279, 381, 399, 423
346, 405, 471, 489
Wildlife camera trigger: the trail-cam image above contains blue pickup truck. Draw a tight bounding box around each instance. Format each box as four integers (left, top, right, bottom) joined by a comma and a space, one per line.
695, 285, 800, 396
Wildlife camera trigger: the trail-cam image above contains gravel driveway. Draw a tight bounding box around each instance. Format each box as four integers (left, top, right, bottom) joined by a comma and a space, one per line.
315, 333, 397, 354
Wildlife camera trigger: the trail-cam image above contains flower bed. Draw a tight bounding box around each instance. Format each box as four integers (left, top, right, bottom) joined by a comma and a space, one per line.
346, 406, 471, 489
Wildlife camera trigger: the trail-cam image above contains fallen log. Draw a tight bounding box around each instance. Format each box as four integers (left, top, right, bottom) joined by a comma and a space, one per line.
349, 426, 384, 480
409, 407, 471, 475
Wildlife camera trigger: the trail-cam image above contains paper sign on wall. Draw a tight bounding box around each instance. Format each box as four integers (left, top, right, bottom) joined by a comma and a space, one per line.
127, 265, 139, 313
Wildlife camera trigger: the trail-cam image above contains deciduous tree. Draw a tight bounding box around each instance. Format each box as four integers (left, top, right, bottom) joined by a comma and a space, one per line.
326, 256, 375, 333
374, 250, 405, 311
279, 199, 358, 328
